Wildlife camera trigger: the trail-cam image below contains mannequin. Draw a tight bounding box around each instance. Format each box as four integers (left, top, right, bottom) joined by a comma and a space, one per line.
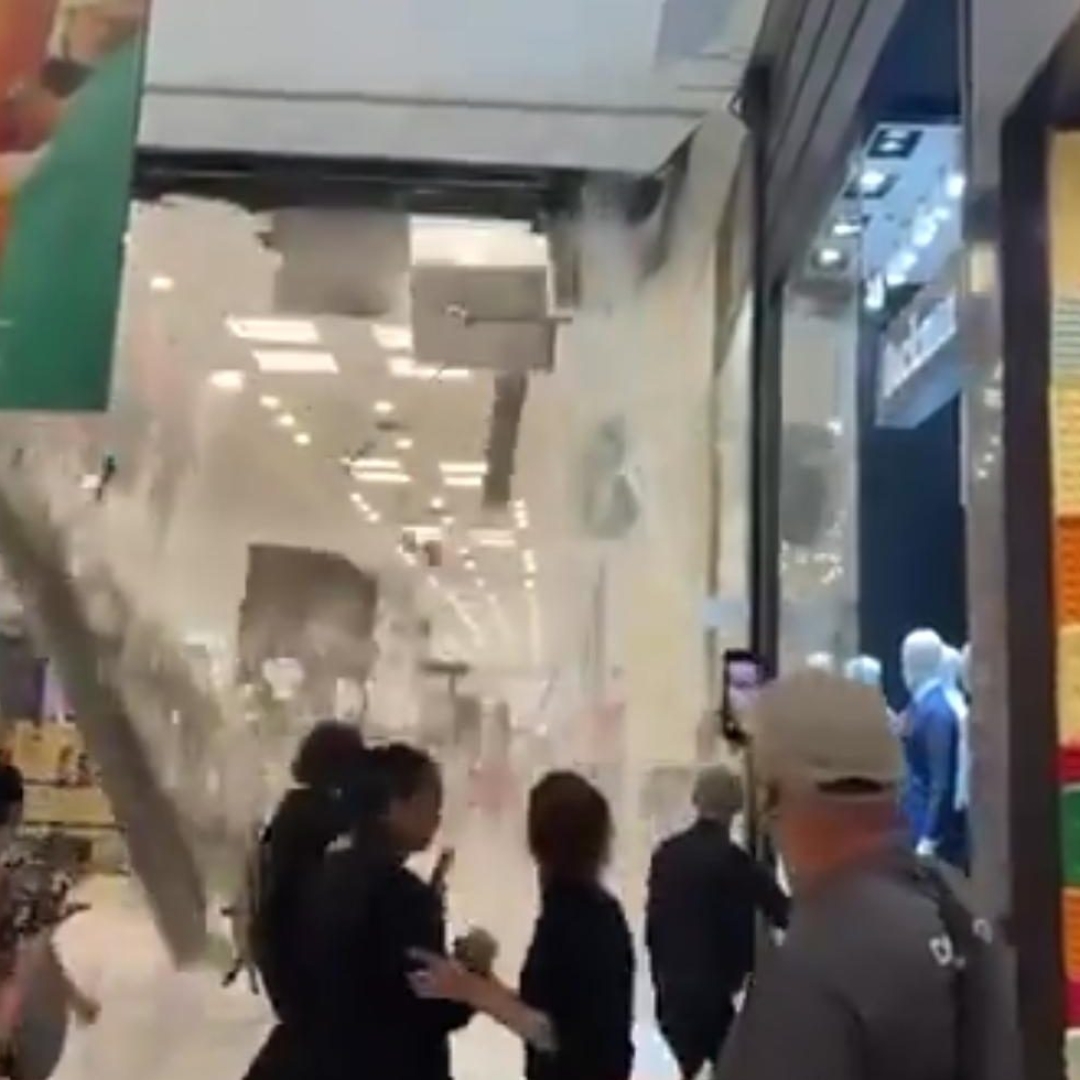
843, 655, 883, 687
940, 646, 971, 816
844, 655, 902, 736
900, 629, 967, 869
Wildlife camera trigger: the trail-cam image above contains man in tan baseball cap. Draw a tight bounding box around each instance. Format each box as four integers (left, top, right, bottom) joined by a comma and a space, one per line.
716, 670, 1019, 1080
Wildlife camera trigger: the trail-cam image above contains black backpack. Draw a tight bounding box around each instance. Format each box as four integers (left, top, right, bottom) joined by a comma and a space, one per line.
903, 859, 1021, 1080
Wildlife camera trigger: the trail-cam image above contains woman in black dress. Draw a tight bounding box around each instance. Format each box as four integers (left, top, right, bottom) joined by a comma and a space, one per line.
411, 771, 634, 1080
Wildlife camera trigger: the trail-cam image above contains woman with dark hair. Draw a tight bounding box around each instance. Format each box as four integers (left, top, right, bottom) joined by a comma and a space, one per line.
241, 721, 369, 1080
411, 770, 634, 1080
304, 743, 474, 1080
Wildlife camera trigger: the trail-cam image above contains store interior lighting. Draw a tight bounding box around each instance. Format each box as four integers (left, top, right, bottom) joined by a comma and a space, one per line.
227, 317, 320, 345
253, 350, 339, 374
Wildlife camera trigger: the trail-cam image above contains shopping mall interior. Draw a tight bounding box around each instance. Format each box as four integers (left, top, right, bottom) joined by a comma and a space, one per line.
2, 0, 1080, 1076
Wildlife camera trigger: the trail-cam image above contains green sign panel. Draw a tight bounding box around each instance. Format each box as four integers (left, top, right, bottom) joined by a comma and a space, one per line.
0, 0, 149, 411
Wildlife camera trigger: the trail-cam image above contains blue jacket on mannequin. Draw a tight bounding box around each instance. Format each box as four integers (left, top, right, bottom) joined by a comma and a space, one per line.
900, 630, 968, 870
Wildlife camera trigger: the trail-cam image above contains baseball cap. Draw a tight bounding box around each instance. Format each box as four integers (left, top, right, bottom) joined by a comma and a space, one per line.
750, 670, 902, 791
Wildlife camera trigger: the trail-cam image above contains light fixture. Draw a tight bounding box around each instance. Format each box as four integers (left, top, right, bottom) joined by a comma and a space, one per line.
439, 461, 488, 476
431, 496, 447, 511
864, 275, 886, 313
355, 472, 412, 485
368, 511, 382, 524
523, 551, 538, 574
294, 432, 312, 447
858, 167, 893, 198
79, 473, 100, 492
441, 515, 455, 527
912, 214, 939, 249
395, 436, 415, 451
227, 318, 319, 345
445, 476, 484, 489
816, 247, 844, 269
471, 529, 516, 548
464, 559, 477, 572
349, 458, 402, 472
525, 578, 536, 592
373, 324, 414, 350
945, 172, 966, 200
831, 219, 861, 239
253, 350, 339, 375
276, 413, 297, 429
150, 275, 175, 293
208, 369, 245, 392
374, 400, 395, 416
259, 394, 281, 410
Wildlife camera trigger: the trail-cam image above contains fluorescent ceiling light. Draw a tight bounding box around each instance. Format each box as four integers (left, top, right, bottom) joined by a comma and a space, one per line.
350, 458, 402, 472
150, 275, 175, 293
276, 413, 297, 429
254, 350, 339, 375
472, 529, 515, 548
445, 476, 484, 489
431, 496, 447, 511
439, 461, 488, 476
208, 369, 245, 392
356, 472, 412, 485
525, 579, 536, 592
259, 394, 281, 410
945, 172, 966, 199
523, 551, 538, 574
374, 400, 395, 416
388, 355, 474, 382
368, 511, 382, 524
395, 436, 415, 451
228, 318, 319, 345
294, 432, 312, 447
372, 324, 413, 350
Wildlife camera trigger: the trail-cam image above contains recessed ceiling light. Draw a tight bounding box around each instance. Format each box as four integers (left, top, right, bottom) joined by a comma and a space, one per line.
464, 559, 477, 572
471, 529, 515, 548
227, 318, 319, 345
945, 172, 966, 200
395, 436, 415, 451
368, 511, 382, 524
254, 350, 338, 374
445, 475, 484, 489
816, 247, 844, 269
523, 551, 538, 574
356, 472, 412, 485
150, 275, 175, 293
276, 413, 297, 429
439, 461, 488, 476
372, 324, 413, 350
441, 515, 455, 527
858, 167, 893, 198
431, 496, 447, 511
294, 432, 312, 447
525, 578, 536, 591
349, 458, 402, 472
208, 369, 245, 391
260, 394, 281, 410
374, 400, 395, 416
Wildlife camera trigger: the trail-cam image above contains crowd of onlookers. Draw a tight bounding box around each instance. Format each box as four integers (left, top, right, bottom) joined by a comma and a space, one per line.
236, 668, 1021, 1080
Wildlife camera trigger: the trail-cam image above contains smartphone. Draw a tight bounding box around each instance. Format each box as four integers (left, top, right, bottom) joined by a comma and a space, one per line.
721, 649, 765, 746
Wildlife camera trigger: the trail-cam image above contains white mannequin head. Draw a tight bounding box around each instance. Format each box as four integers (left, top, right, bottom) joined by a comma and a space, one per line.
939, 645, 963, 690
844, 655, 883, 689
901, 629, 945, 695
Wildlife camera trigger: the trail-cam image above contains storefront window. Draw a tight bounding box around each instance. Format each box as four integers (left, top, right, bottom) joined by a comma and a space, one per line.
777, 123, 967, 686
776, 158, 862, 672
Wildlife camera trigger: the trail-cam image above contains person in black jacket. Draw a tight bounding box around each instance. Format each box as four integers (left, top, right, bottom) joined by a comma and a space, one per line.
646, 765, 789, 1079
410, 771, 634, 1080
304, 744, 472, 1080
241, 720, 370, 1080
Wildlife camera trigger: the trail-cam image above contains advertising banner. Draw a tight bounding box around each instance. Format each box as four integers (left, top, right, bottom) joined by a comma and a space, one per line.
0, 0, 149, 411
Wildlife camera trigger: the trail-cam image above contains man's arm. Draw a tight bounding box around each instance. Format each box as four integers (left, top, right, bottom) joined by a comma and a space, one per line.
716, 950, 861, 1080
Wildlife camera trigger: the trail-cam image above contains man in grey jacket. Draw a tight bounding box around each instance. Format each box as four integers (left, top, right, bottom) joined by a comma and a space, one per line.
716, 671, 1019, 1080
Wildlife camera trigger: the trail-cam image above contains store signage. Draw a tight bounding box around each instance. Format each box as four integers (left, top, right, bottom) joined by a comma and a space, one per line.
0, 0, 150, 411
877, 255, 963, 427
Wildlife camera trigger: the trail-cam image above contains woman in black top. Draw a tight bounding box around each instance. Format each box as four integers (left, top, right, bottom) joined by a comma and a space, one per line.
411, 771, 635, 1080
305, 744, 472, 1080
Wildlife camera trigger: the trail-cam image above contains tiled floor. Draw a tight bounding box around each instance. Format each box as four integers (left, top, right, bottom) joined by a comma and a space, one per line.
44, 826, 678, 1080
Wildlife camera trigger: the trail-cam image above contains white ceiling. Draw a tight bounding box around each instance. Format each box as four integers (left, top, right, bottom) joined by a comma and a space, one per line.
139, 0, 766, 172
93, 200, 556, 675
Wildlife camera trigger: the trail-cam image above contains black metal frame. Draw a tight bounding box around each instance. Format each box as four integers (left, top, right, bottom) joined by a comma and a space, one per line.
998, 78, 1067, 1078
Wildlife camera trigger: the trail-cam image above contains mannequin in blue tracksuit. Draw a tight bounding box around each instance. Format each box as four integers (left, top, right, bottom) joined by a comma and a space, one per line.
900, 630, 968, 870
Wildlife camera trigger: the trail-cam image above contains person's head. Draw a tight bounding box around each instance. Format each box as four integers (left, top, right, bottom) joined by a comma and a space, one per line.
0, 763, 25, 842
692, 765, 743, 827
751, 671, 902, 893
291, 720, 367, 794
843, 655, 883, 689
368, 744, 442, 856
527, 771, 612, 884
939, 645, 963, 690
